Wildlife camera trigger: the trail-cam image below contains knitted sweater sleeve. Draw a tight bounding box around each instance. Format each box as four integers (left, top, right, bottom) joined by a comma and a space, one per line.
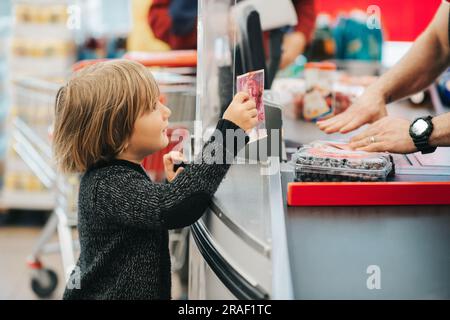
95, 119, 248, 230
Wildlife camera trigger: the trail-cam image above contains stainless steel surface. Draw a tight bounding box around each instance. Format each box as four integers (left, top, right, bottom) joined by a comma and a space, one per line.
189, 233, 237, 300
200, 214, 271, 292
287, 207, 450, 299
267, 158, 294, 299
284, 208, 450, 298
189, 206, 272, 299
212, 163, 272, 250
209, 201, 269, 258
394, 149, 450, 179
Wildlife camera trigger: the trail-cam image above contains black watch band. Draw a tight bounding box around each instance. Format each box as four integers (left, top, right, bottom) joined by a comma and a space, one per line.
409, 116, 437, 154
414, 141, 436, 154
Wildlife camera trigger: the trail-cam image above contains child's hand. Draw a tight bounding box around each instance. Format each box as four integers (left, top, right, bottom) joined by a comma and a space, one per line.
163, 151, 186, 182
223, 92, 258, 132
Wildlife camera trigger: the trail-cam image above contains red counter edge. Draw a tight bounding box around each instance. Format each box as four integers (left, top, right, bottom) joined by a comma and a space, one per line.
287, 181, 450, 206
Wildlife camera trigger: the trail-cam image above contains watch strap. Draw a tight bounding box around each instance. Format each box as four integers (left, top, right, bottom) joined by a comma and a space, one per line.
410, 116, 436, 154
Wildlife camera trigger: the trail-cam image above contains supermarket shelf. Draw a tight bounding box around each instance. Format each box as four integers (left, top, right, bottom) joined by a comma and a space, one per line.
13, 23, 74, 41
1, 116, 56, 210
4, 1, 81, 294
0, 189, 55, 211
11, 0, 75, 4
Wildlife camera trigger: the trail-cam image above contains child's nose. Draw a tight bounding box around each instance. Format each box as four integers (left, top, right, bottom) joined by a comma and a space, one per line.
164, 105, 172, 118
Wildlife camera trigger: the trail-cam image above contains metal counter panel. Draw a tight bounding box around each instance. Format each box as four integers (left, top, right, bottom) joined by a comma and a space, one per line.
212, 163, 272, 251
285, 205, 450, 299
281, 169, 450, 299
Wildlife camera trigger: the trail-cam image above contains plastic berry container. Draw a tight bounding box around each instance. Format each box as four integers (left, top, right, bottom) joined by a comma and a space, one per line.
292, 141, 394, 182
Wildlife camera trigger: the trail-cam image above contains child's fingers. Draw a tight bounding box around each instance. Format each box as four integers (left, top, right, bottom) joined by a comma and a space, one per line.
170, 151, 185, 164
234, 92, 249, 103
169, 150, 183, 158
175, 167, 185, 176
244, 99, 256, 110
163, 153, 173, 166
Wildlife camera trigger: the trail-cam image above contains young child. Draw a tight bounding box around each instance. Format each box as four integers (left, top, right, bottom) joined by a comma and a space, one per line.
54, 60, 257, 300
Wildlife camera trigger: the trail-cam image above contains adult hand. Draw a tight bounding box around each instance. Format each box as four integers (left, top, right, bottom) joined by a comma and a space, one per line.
348, 117, 417, 154
317, 87, 388, 134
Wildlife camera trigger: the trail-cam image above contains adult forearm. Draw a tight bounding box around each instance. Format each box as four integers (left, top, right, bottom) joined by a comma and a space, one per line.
430, 113, 450, 147
371, 29, 448, 104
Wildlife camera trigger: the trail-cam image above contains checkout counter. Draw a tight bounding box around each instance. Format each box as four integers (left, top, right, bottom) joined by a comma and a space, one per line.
188, 0, 450, 299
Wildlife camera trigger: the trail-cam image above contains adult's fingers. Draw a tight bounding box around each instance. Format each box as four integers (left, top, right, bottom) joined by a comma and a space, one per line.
356, 142, 387, 153
349, 135, 378, 150
323, 116, 352, 134
319, 114, 352, 133
339, 116, 366, 133
323, 122, 345, 134
317, 114, 342, 129
350, 125, 379, 144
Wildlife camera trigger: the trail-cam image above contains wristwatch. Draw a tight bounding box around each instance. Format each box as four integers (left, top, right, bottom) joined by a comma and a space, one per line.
409, 116, 437, 154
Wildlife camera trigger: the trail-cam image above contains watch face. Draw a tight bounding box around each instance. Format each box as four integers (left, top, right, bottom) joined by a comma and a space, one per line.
412, 119, 428, 136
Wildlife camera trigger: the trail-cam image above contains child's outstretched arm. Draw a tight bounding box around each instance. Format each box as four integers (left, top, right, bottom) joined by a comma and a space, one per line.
95, 93, 257, 230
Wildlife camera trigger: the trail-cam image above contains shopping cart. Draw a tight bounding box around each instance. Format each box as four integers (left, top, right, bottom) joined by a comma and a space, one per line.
8, 76, 79, 298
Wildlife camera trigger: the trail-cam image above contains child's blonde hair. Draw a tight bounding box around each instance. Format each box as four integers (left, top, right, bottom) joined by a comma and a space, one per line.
53, 59, 160, 173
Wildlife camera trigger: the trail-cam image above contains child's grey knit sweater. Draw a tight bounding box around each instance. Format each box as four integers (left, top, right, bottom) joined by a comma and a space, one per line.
63, 119, 247, 300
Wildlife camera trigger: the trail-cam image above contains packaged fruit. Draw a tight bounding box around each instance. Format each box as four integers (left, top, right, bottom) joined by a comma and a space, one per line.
292, 140, 394, 182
